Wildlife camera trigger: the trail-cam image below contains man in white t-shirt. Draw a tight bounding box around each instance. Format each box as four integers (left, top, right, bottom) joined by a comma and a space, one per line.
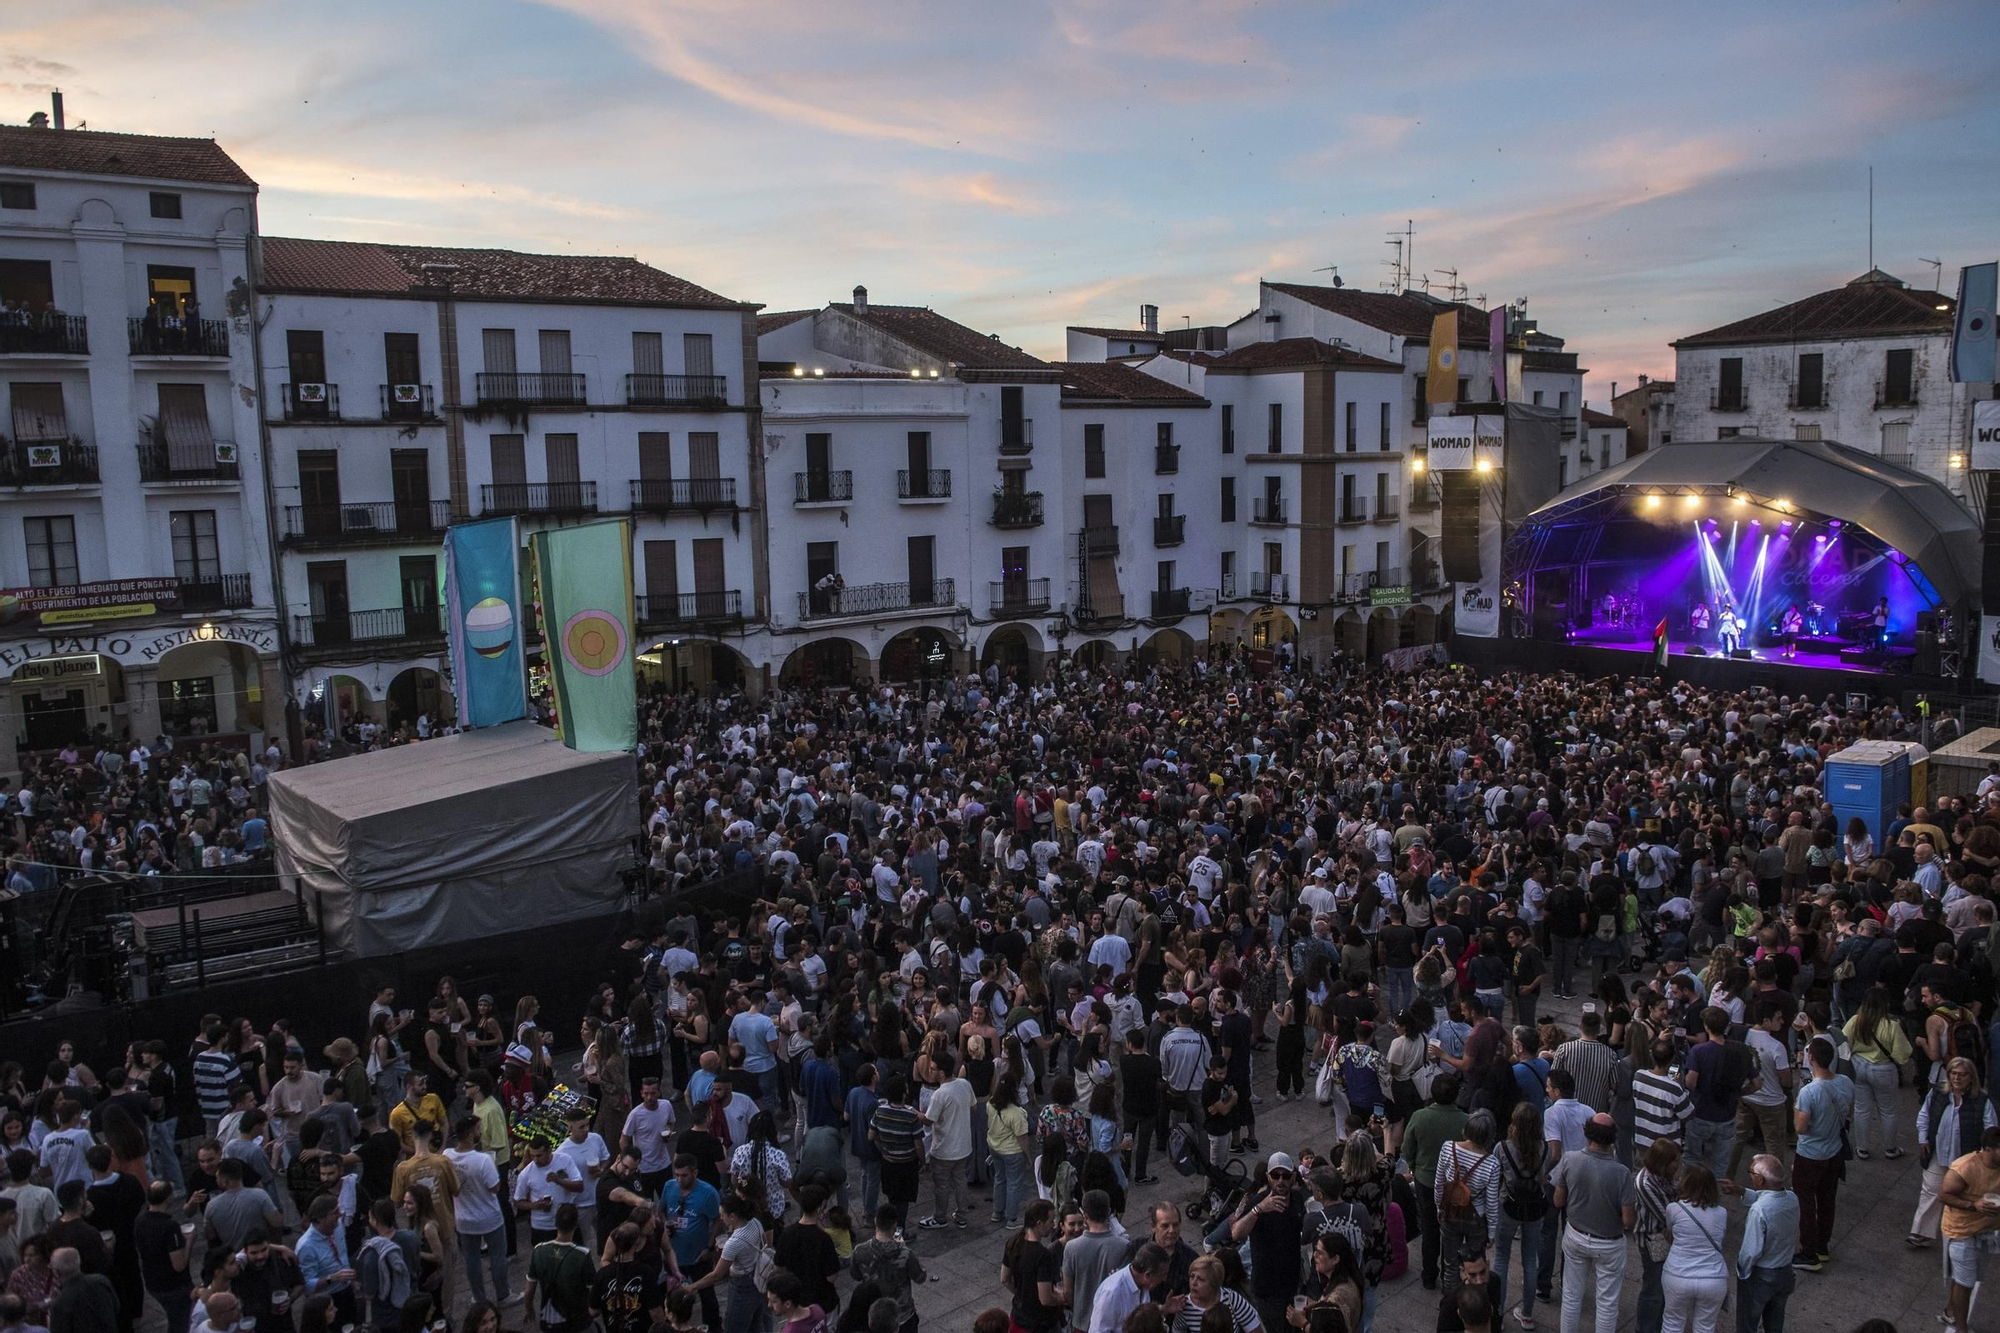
620, 1078, 677, 1195
512, 1138, 582, 1241
917, 1057, 975, 1230
559, 1107, 610, 1250
447, 1118, 509, 1302
1730, 1002, 1792, 1180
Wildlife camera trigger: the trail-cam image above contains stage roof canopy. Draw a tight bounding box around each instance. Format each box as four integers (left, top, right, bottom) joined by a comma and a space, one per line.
1528, 438, 1983, 605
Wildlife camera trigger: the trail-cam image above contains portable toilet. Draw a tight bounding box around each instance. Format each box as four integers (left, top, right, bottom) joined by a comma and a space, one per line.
1825, 741, 1910, 846
1878, 740, 1931, 810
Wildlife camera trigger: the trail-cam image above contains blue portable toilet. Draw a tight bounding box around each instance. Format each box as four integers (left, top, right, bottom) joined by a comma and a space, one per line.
1825, 741, 1910, 847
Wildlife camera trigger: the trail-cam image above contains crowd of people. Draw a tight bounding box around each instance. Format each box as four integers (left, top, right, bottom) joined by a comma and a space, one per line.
2, 649, 1994, 1333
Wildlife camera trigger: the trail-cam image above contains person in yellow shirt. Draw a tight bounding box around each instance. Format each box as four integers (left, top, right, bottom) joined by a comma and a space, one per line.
387, 1070, 449, 1153
1937, 1126, 2000, 1333
1841, 986, 1913, 1160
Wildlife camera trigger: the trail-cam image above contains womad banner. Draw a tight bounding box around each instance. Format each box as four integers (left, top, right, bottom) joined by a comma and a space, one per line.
444, 516, 527, 728
1981, 616, 2000, 687
530, 520, 637, 753
1454, 500, 1506, 638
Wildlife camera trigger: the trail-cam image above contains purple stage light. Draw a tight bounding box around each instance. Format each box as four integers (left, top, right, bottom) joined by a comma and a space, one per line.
1828, 519, 1843, 529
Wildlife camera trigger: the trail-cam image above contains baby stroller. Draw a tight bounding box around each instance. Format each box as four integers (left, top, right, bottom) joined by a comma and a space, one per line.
1167, 1121, 1252, 1222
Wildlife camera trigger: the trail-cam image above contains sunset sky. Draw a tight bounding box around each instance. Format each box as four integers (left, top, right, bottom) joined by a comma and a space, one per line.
8, 0, 1998, 403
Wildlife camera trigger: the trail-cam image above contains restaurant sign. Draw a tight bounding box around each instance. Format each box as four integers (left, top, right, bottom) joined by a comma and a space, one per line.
0, 621, 278, 676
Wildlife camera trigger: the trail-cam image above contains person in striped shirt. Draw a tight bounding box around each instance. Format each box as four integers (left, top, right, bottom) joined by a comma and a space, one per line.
1631, 1037, 1693, 1152
868, 1075, 925, 1236
192, 1025, 237, 1137
1551, 1012, 1620, 1116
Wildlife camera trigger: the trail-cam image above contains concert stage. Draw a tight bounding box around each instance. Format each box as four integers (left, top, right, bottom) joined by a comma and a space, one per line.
1495, 437, 1980, 686
1566, 622, 1913, 675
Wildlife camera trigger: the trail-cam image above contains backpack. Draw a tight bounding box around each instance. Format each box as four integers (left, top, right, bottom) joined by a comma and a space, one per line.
1499, 1144, 1549, 1221
360, 1234, 412, 1313
1440, 1146, 1493, 1223
1594, 912, 1619, 942
1938, 1005, 1989, 1083
1636, 849, 1657, 878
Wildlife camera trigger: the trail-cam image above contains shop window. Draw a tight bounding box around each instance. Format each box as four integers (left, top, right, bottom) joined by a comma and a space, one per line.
161, 677, 219, 736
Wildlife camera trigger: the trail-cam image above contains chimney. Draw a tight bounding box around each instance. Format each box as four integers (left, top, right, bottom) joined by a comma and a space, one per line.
852, 285, 868, 317
26, 112, 47, 130
1610, 381, 1618, 403
51, 90, 63, 131
1140, 303, 1159, 335
1638, 373, 1649, 386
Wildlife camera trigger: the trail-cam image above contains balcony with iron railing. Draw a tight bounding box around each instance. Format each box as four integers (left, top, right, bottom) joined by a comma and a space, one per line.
636, 590, 744, 627
1375, 495, 1401, 520
1150, 587, 1192, 619
382, 384, 436, 420
999, 419, 1034, 455
1155, 442, 1180, 474
480, 481, 598, 516
1251, 496, 1287, 525
280, 383, 340, 421
625, 373, 728, 406
630, 478, 737, 512
1708, 387, 1749, 412
137, 435, 239, 483
1076, 591, 1125, 623
1081, 523, 1119, 555
800, 578, 955, 621
0, 315, 88, 356
991, 490, 1045, 528
129, 317, 229, 357
1332, 569, 1406, 602
1879, 450, 1915, 471
1153, 513, 1185, 546
1559, 416, 1578, 440
795, 470, 853, 504
474, 371, 587, 406
1338, 497, 1369, 525
292, 605, 443, 648
1874, 381, 1919, 410
897, 469, 952, 501
1250, 571, 1287, 599
282, 500, 451, 546
988, 578, 1051, 617
178, 574, 254, 611
0, 438, 98, 485
1787, 377, 1832, 411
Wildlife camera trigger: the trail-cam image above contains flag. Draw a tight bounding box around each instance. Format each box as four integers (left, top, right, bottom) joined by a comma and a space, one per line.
1653, 617, 1669, 670
1489, 306, 1508, 404
444, 516, 527, 728
1952, 262, 1997, 383
530, 520, 636, 752
1426, 310, 1459, 409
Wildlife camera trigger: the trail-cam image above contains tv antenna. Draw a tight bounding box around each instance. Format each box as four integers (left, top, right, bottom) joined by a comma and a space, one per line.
1382, 219, 1414, 292
1919, 256, 1943, 292
1312, 264, 1344, 289
1437, 267, 1466, 303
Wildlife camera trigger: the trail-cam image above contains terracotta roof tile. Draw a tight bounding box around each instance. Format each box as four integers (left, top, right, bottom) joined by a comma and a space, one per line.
1264, 282, 1492, 346
757, 309, 815, 336
830, 302, 1049, 372
1580, 407, 1624, 429
0, 125, 254, 187
1067, 326, 1164, 340
1672, 271, 1953, 349
1051, 360, 1207, 404
259, 236, 747, 308
1159, 337, 1403, 373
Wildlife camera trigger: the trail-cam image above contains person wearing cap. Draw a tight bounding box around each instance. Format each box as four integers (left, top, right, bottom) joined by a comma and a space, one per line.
324, 1038, 372, 1124
1228, 1152, 1305, 1333
1548, 1114, 1633, 1333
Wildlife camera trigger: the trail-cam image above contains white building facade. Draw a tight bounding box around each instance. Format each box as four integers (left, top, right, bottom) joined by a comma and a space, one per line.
0, 124, 280, 772
1669, 269, 1972, 496
254, 238, 762, 725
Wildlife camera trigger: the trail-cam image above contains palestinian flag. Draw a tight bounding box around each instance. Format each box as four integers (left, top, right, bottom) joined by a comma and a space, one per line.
1653, 617, 1670, 670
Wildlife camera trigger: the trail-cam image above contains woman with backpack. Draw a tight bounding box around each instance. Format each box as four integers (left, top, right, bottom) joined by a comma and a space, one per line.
1841, 984, 1912, 1160
1433, 1109, 1502, 1312
1490, 1102, 1551, 1330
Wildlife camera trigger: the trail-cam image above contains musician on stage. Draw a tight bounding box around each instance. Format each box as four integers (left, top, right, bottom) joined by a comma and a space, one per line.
1872, 596, 1890, 642
1781, 603, 1804, 659
1805, 600, 1826, 637
1718, 605, 1744, 656
1690, 599, 1711, 636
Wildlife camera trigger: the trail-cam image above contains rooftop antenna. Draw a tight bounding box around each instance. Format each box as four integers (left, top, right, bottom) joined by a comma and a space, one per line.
1312, 263, 1344, 289
1382, 219, 1414, 292
1438, 267, 1464, 303
1382, 237, 1403, 293
1919, 257, 1943, 292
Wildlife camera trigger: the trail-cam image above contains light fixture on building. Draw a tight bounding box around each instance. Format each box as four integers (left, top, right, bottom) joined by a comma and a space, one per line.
910, 368, 922, 378
1411, 456, 1426, 474
812, 367, 825, 377
1950, 453, 1966, 469
791, 367, 804, 378
1474, 458, 1494, 474
1937, 303, 1952, 311
929, 369, 941, 379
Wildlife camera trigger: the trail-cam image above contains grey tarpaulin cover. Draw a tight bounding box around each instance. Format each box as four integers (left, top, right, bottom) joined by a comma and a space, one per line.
267, 722, 637, 958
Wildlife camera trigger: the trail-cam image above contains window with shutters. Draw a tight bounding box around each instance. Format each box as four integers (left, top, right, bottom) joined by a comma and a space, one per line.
644, 540, 679, 604
1221, 403, 1235, 454
633, 332, 664, 377
688, 432, 720, 478
908, 535, 936, 602
1794, 353, 1825, 409
170, 510, 219, 582
1220, 476, 1236, 523
1882, 348, 1916, 406
156, 384, 214, 469
24, 516, 77, 587
683, 333, 715, 379
1379, 402, 1391, 449
1084, 424, 1105, 478
481, 329, 517, 374
1267, 401, 1283, 453
538, 330, 573, 376
638, 433, 673, 508
1344, 401, 1357, 452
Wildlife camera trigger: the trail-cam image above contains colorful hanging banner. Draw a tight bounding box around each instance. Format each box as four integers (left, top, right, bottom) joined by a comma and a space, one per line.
529, 520, 636, 752
1952, 262, 1997, 384
1426, 310, 1459, 409
444, 516, 527, 728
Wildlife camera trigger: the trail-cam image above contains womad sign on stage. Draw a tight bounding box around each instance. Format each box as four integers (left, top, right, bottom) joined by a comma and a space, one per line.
1973, 400, 2000, 471
1982, 616, 2000, 687
1427, 416, 1504, 471
1456, 583, 1499, 638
